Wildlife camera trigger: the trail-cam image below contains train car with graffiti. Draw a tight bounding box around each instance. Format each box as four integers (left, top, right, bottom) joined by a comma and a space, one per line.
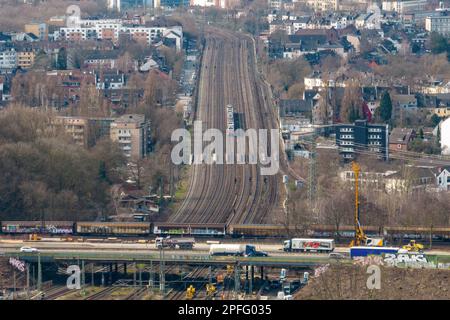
0, 221, 74, 235
153, 222, 226, 237
75, 222, 151, 236
0, 220, 449, 241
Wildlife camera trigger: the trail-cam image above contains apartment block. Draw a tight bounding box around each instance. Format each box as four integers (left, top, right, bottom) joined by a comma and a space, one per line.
16, 48, 35, 69
335, 119, 389, 161
0, 47, 17, 70
425, 15, 450, 35
53, 116, 115, 148
110, 114, 151, 159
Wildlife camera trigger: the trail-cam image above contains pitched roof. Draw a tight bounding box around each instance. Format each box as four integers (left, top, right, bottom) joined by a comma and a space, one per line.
389, 128, 415, 145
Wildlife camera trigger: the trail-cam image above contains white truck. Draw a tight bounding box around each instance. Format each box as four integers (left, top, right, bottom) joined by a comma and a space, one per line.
283, 238, 335, 253
155, 237, 195, 250
209, 244, 267, 257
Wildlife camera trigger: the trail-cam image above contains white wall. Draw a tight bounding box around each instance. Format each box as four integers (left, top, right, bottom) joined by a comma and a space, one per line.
441, 117, 450, 155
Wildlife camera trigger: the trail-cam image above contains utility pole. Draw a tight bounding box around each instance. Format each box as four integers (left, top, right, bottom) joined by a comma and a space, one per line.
308, 130, 317, 214
234, 263, 240, 297
159, 247, 165, 295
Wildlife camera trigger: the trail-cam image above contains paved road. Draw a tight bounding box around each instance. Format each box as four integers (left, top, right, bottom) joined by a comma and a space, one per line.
1, 240, 449, 257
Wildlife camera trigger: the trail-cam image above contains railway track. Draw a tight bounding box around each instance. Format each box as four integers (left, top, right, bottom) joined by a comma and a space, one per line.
84, 286, 117, 300
125, 287, 147, 300
43, 286, 72, 300
170, 28, 281, 226
167, 267, 209, 300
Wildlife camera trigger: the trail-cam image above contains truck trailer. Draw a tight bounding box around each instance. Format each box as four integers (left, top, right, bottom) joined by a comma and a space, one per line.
155, 237, 195, 250
283, 238, 335, 253
209, 244, 265, 256
350, 246, 399, 258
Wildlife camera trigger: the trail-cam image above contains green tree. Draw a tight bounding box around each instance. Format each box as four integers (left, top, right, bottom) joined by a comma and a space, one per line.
377, 91, 392, 122
57, 47, 67, 70
431, 113, 441, 127
429, 32, 448, 54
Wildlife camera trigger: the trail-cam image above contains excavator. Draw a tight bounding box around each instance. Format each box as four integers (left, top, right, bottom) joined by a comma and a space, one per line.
402, 240, 424, 252
349, 162, 384, 247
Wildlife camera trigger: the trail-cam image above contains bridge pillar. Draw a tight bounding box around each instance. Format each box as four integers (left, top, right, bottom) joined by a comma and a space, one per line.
114, 263, 118, 273
260, 266, 264, 279
81, 260, 85, 287
26, 263, 30, 297
91, 263, 95, 286
109, 264, 113, 285
139, 267, 142, 287
250, 266, 254, 294
123, 263, 127, 274
133, 263, 137, 286
37, 254, 42, 292
149, 260, 154, 289
234, 263, 240, 294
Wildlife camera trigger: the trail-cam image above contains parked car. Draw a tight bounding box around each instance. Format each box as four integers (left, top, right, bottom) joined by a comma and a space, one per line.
20, 246, 39, 253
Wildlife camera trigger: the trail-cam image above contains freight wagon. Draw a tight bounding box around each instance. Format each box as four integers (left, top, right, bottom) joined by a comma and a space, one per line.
0, 221, 74, 235
75, 222, 151, 236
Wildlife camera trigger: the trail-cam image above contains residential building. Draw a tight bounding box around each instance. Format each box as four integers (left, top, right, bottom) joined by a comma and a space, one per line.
53, 116, 91, 147
53, 116, 115, 147
306, 0, 339, 11
95, 70, 125, 90
110, 114, 151, 159
384, 166, 437, 193
24, 23, 47, 40
0, 47, 17, 70
392, 94, 417, 109
382, 0, 428, 14
389, 128, 416, 152
16, 48, 35, 69
436, 167, 450, 191
441, 117, 450, 155
425, 15, 450, 35
335, 119, 389, 161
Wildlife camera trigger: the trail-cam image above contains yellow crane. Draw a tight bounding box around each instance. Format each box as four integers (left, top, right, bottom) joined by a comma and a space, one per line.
350, 161, 383, 247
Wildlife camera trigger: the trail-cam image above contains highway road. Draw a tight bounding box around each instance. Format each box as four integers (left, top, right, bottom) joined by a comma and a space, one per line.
2, 240, 450, 257
170, 27, 283, 225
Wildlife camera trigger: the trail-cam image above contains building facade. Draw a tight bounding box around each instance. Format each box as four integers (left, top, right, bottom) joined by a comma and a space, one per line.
335, 119, 389, 161
110, 114, 151, 159
425, 15, 450, 35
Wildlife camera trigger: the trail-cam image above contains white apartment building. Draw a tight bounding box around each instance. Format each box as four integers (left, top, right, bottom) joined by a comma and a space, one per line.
441, 117, 450, 155
382, 0, 427, 14
0, 48, 17, 70
425, 15, 450, 35
306, 0, 339, 11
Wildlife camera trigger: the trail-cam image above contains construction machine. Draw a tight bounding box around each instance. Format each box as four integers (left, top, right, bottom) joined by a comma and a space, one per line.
206, 284, 217, 298
350, 162, 384, 247
186, 285, 196, 299
402, 240, 424, 252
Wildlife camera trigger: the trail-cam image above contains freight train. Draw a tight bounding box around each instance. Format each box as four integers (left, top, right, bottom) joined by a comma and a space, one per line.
0, 221, 449, 241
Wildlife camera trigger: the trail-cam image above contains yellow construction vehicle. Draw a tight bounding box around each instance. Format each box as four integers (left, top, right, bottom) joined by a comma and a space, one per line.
206, 284, 217, 297
350, 162, 384, 247
402, 240, 424, 252
186, 285, 195, 299
29, 234, 42, 241
226, 265, 234, 275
